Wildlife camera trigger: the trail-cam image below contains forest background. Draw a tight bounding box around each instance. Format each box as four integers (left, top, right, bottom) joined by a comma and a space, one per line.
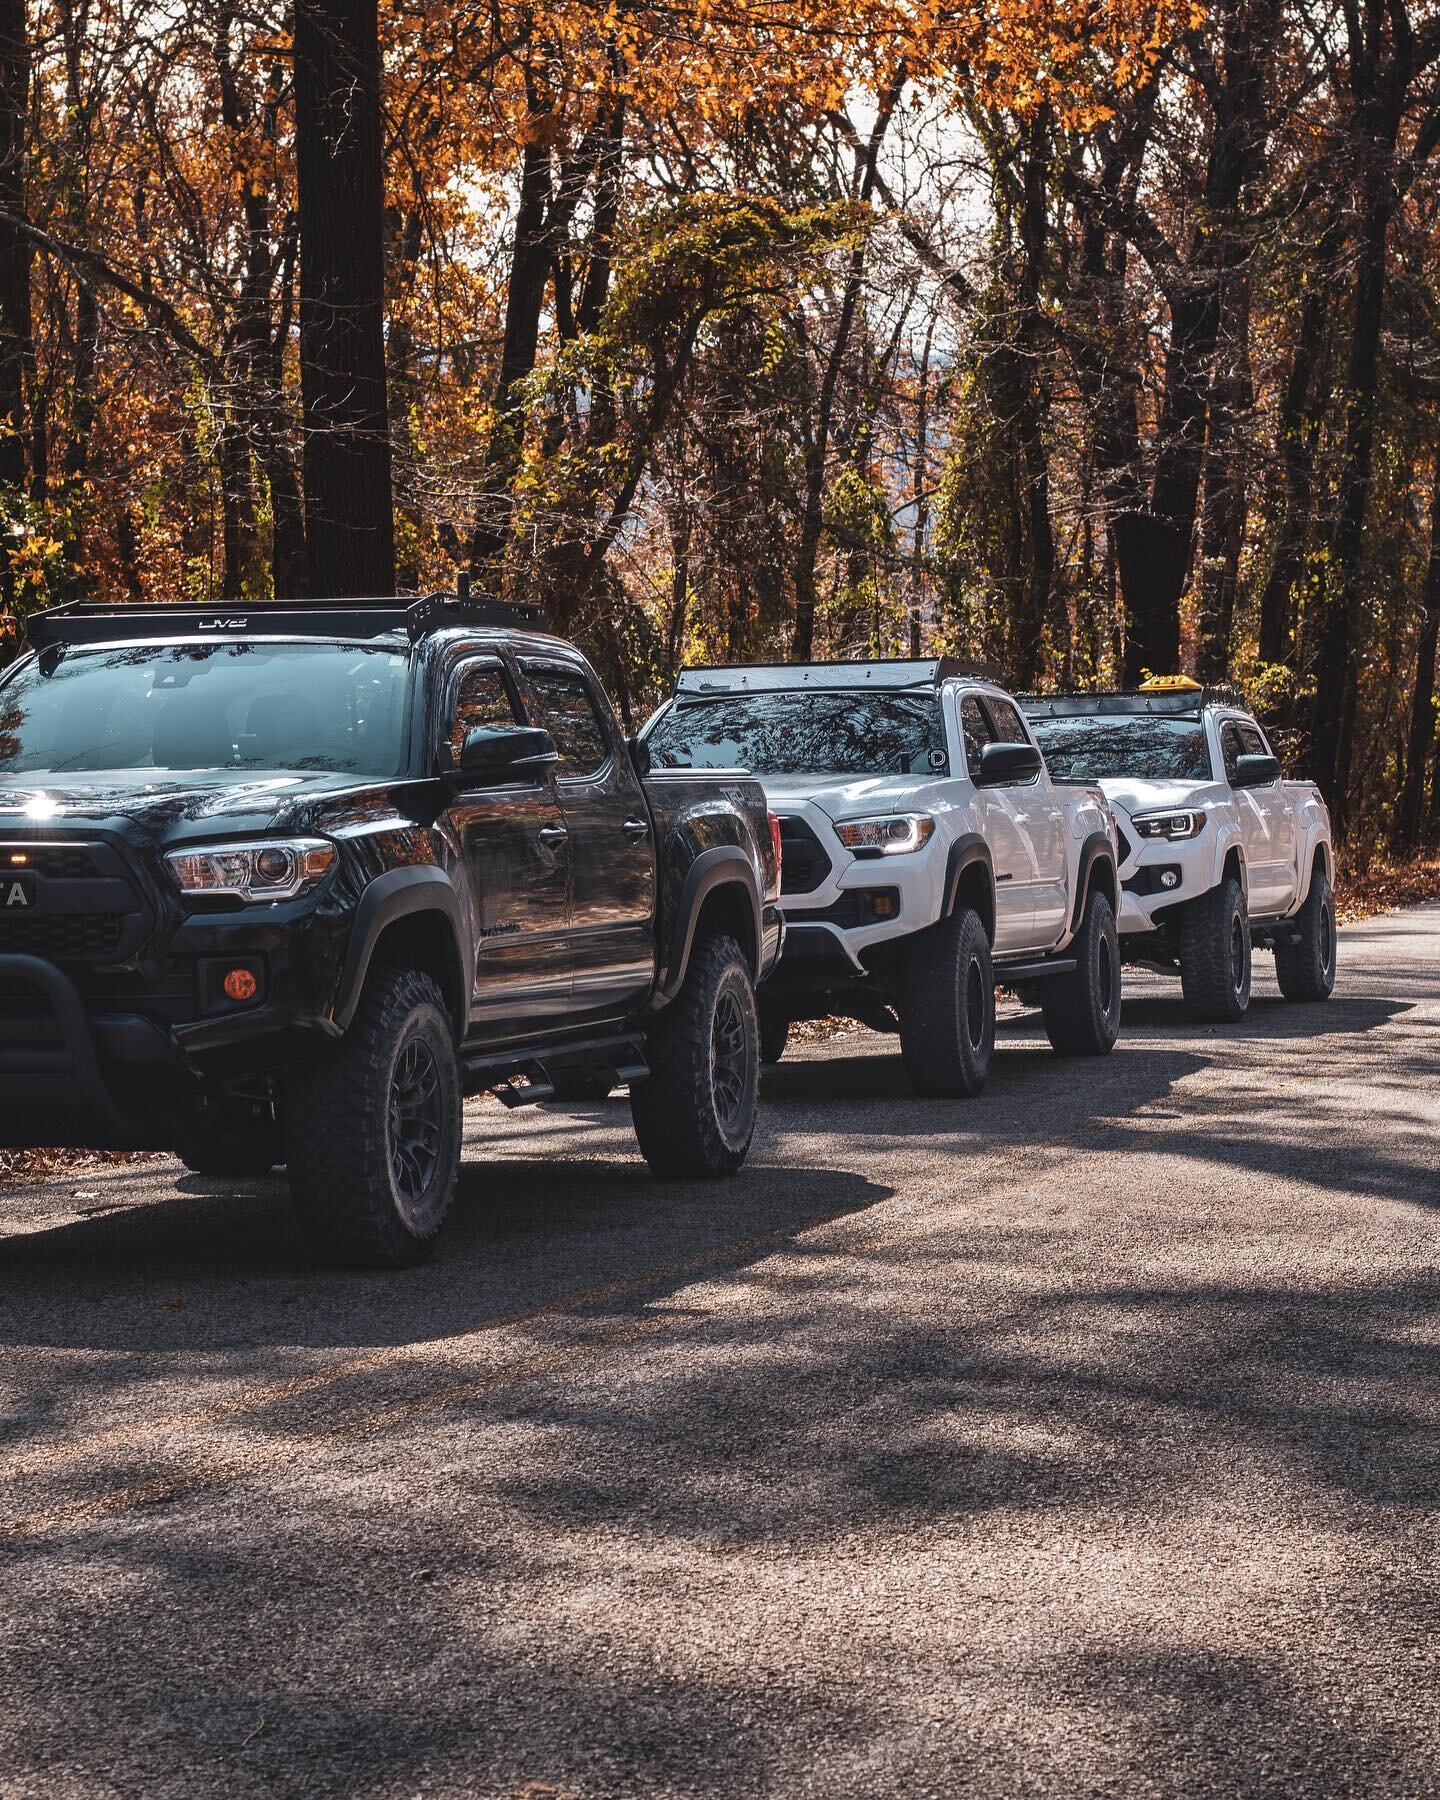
1, 0, 1439, 850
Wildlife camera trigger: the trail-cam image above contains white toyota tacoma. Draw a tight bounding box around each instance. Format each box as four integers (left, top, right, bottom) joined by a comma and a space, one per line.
642, 659, 1121, 1098
1020, 681, 1336, 1022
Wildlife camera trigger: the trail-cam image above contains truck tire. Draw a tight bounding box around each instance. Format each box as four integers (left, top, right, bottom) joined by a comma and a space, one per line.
179, 1103, 282, 1176
898, 908, 994, 1098
1040, 889, 1122, 1056
759, 1013, 790, 1064
1180, 873, 1252, 1023
1274, 866, 1337, 1002
283, 967, 462, 1268
631, 932, 759, 1177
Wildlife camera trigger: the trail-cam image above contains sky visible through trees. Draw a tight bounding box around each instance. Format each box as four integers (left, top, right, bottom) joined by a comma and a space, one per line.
0, 0, 1438, 845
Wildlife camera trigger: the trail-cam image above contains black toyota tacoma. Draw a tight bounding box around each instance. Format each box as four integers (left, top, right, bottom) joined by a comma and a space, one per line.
0, 591, 783, 1265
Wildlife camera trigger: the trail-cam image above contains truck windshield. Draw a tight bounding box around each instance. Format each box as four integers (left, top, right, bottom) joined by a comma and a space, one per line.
1027, 713, 1213, 782
646, 691, 948, 776
0, 641, 411, 777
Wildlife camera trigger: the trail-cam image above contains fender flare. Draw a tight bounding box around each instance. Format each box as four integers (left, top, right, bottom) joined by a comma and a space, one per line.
942, 833, 996, 942
1293, 826, 1332, 908
1211, 820, 1248, 897
1071, 831, 1118, 931
659, 845, 762, 1001
333, 865, 470, 1034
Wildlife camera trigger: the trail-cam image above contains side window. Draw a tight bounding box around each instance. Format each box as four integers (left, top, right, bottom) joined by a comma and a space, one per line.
1239, 722, 1269, 760
959, 695, 994, 775
984, 696, 1031, 745
526, 666, 610, 777
448, 661, 518, 765
1220, 723, 1244, 784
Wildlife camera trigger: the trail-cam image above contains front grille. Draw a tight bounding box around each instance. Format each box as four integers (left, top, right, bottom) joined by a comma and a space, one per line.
0, 842, 98, 877
779, 817, 833, 894
0, 835, 148, 966
0, 912, 125, 961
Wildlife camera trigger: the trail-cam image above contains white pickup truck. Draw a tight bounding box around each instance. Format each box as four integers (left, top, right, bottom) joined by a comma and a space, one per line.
1020, 682, 1336, 1022
642, 659, 1121, 1099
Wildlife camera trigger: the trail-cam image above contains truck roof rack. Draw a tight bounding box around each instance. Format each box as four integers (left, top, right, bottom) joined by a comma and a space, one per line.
1016, 685, 1245, 718
674, 657, 1001, 697
24, 587, 544, 651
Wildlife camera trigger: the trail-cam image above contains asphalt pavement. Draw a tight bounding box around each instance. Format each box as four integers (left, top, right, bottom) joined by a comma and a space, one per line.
2, 905, 1438, 1798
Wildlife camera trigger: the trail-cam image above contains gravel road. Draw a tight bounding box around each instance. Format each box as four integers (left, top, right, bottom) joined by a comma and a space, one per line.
2, 905, 1438, 1798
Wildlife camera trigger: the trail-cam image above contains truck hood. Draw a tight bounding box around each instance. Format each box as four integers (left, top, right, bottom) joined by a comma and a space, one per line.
759, 772, 943, 820
1095, 777, 1220, 821
0, 768, 406, 848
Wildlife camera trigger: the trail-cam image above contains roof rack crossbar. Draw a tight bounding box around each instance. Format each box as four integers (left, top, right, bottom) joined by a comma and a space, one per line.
23, 591, 544, 651
1015, 685, 1245, 718
673, 657, 1001, 696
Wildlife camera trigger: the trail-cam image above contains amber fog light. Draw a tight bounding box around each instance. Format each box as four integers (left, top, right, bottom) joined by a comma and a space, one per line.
223, 967, 259, 1003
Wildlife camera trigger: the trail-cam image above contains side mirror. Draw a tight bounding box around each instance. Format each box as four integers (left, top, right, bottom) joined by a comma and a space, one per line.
975, 740, 1042, 787
1233, 752, 1280, 789
455, 724, 557, 781
627, 734, 653, 777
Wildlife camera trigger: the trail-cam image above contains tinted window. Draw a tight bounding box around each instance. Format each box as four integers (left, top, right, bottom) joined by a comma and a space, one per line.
985, 696, 1030, 745
959, 696, 993, 773
646, 691, 947, 777
449, 662, 517, 763
0, 641, 410, 777
527, 667, 609, 776
1028, 713, 1213, 783
1220, 723, 1243, 784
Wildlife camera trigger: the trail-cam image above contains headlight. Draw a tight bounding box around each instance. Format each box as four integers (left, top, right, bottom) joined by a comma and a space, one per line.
1131, 810, 1205, 841
835, 814, 936, 855
166, 838, 337, 902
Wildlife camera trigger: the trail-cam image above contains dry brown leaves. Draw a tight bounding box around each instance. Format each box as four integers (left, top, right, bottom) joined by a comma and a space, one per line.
1334, 852, 1440, 926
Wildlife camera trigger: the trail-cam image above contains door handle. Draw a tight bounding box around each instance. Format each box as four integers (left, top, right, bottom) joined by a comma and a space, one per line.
537, 826, 568, 845
621, 819, 650, 841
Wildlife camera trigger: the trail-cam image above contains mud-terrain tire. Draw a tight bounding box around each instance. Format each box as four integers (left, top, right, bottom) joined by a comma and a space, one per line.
898, 907, 994, 1099
1041, 889, 1122, 1056
283, 967, 461, 1267
1274, 866, 1337, 1002
1180, 873, 1252, 1023
179, 1102, 282, 1176
631, 932, 758, 1178
759, 1013, 790, 1065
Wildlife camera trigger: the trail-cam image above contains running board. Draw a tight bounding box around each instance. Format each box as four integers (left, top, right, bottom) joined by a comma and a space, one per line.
994, 957, 1077, 981
462, 1032, 650, 1107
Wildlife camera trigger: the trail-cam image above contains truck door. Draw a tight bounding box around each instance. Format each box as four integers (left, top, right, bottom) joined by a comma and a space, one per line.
1220, 718, 1277, 914
1248, 721, 1297, 911
984, 693, 1069, 947
520, 659, 657, 1020
958, 694, 1034, 953
442, 655, 573, 1032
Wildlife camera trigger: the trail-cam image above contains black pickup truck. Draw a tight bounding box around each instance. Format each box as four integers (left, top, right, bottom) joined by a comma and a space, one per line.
0, 592, 783, 1265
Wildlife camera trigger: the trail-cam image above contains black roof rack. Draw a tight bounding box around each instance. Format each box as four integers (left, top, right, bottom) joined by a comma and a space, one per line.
1016, 685, 1245, 719
23, 587, 545, 652
674, 656, 1002, 696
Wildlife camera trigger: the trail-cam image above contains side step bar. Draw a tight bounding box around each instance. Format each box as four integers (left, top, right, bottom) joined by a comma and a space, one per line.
993, 957, 1077, 982
460, 1032, 650, 1108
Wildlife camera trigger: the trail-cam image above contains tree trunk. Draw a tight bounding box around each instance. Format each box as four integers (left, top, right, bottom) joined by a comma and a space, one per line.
468, 113, 553, 577
1257, 269, 1333, 665
1196, 272, 1252, 683
1395, 452, 1440, 849
791, 76, 901, 660
0, 0, 28, 531
1309, 104, 1398, 827
294, 0, 394, 597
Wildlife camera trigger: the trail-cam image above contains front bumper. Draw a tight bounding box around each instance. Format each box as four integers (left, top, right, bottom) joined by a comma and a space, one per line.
773, 804, 943, 973
1113, 814, 1213, 934
0, 954, 196, 1147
